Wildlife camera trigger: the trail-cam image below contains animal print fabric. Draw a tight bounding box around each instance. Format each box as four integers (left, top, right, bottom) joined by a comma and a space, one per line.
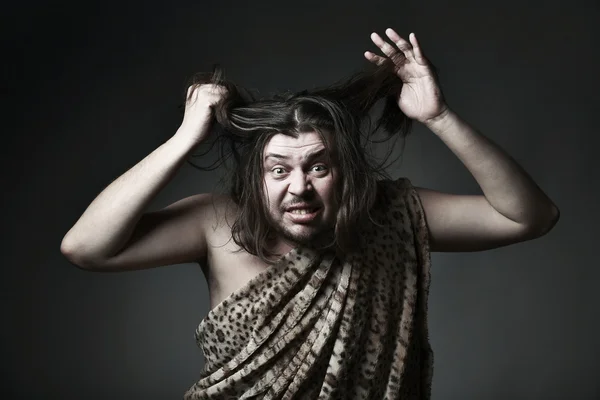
184, 178, 433, 399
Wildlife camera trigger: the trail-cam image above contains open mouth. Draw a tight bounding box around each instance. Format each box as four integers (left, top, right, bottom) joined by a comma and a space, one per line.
285, 207, 322, 223
287, 207, 320, 215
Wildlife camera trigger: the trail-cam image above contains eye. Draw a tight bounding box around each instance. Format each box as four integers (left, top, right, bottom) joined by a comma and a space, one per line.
311, 165, 328, 173
272, 167, 286, 175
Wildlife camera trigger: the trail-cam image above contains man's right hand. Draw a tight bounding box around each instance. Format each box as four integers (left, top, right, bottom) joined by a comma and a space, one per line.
179, 83, 228, 144
61, 83, 228, 270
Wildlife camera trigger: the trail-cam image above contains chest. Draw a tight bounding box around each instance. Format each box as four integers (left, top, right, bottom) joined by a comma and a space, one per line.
201, 226, 272, 312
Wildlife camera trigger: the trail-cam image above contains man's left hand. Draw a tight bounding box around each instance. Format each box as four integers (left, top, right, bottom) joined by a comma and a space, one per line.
365, 29, 449, 124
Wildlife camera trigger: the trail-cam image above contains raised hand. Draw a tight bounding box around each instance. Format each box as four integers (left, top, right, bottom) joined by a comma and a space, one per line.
179, 83, 228, 144
365, 29, 448, 123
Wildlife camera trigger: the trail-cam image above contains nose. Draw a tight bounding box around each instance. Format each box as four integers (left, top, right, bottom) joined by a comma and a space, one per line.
288, 170, 313, 197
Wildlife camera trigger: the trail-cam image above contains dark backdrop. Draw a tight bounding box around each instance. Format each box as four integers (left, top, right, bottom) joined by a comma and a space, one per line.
2, 0, 599, 399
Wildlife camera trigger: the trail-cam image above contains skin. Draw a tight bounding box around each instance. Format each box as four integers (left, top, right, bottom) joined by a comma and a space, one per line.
262, 131, 339, 254
364, 29, 559, 251
62, 27, 560, 302
60, 27, 562, 320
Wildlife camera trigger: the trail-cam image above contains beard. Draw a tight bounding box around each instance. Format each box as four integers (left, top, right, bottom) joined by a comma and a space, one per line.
266, 209, 335, 249
274, 222, 318, 245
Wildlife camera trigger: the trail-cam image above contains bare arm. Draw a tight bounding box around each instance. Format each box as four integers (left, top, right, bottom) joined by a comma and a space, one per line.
61, 131, 199, 269
424, 109, 559, 230
60, 84, 227, 270
416, 109, 559, 252
364, 30, 558, 252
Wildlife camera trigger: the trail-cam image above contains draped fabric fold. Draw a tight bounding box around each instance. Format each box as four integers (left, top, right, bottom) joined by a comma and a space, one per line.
184, 178, 433, 399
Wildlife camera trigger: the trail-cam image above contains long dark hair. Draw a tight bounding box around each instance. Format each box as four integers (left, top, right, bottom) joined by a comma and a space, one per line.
183, 62, 424, 263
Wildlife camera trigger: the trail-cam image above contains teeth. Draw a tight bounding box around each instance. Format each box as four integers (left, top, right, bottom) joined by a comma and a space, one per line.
290, 208, 316, 215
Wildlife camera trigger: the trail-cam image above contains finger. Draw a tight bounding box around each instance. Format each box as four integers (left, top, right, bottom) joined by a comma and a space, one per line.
196, 84, 228, 101
385, 28, 415, 60
364, 51, 390, 66
207, 84, 228, 95
409, 32, 427, 64
370, 32, 406, 64
186, 84, 202, 102
187, 84, 227, 104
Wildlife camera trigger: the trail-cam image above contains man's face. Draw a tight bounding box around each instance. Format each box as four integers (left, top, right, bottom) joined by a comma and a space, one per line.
262, 130, 339, 246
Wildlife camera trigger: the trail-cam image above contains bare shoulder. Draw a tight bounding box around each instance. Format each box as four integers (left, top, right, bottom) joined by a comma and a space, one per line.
67, 192, 239, 272
192, 192, 237, 230
187, 192, 239, 251
156, 192, 232, 231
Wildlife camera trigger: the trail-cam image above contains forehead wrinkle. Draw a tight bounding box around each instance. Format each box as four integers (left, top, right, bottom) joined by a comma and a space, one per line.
263, 131, 334, 163
269, 140, 324, 150
265, 146, 327, 163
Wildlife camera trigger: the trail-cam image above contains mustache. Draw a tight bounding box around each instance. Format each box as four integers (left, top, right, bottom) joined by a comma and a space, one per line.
281, 197, 321, 210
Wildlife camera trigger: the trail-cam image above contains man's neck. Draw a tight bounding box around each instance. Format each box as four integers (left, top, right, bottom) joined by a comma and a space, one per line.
266, 238, 296, 258
266, 230, 336, 258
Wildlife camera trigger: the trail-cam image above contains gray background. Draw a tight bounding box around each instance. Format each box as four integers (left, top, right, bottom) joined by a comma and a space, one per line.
2, 0, 599, 398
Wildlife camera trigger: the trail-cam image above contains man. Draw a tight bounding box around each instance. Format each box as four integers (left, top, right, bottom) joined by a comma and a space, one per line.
61, 29, 559, 399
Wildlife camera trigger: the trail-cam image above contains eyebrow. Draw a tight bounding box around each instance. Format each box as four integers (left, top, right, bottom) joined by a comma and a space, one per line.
264, 148, 328, 163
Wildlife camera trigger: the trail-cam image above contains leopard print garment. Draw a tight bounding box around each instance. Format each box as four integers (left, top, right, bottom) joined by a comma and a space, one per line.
184, 178, 433, 399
